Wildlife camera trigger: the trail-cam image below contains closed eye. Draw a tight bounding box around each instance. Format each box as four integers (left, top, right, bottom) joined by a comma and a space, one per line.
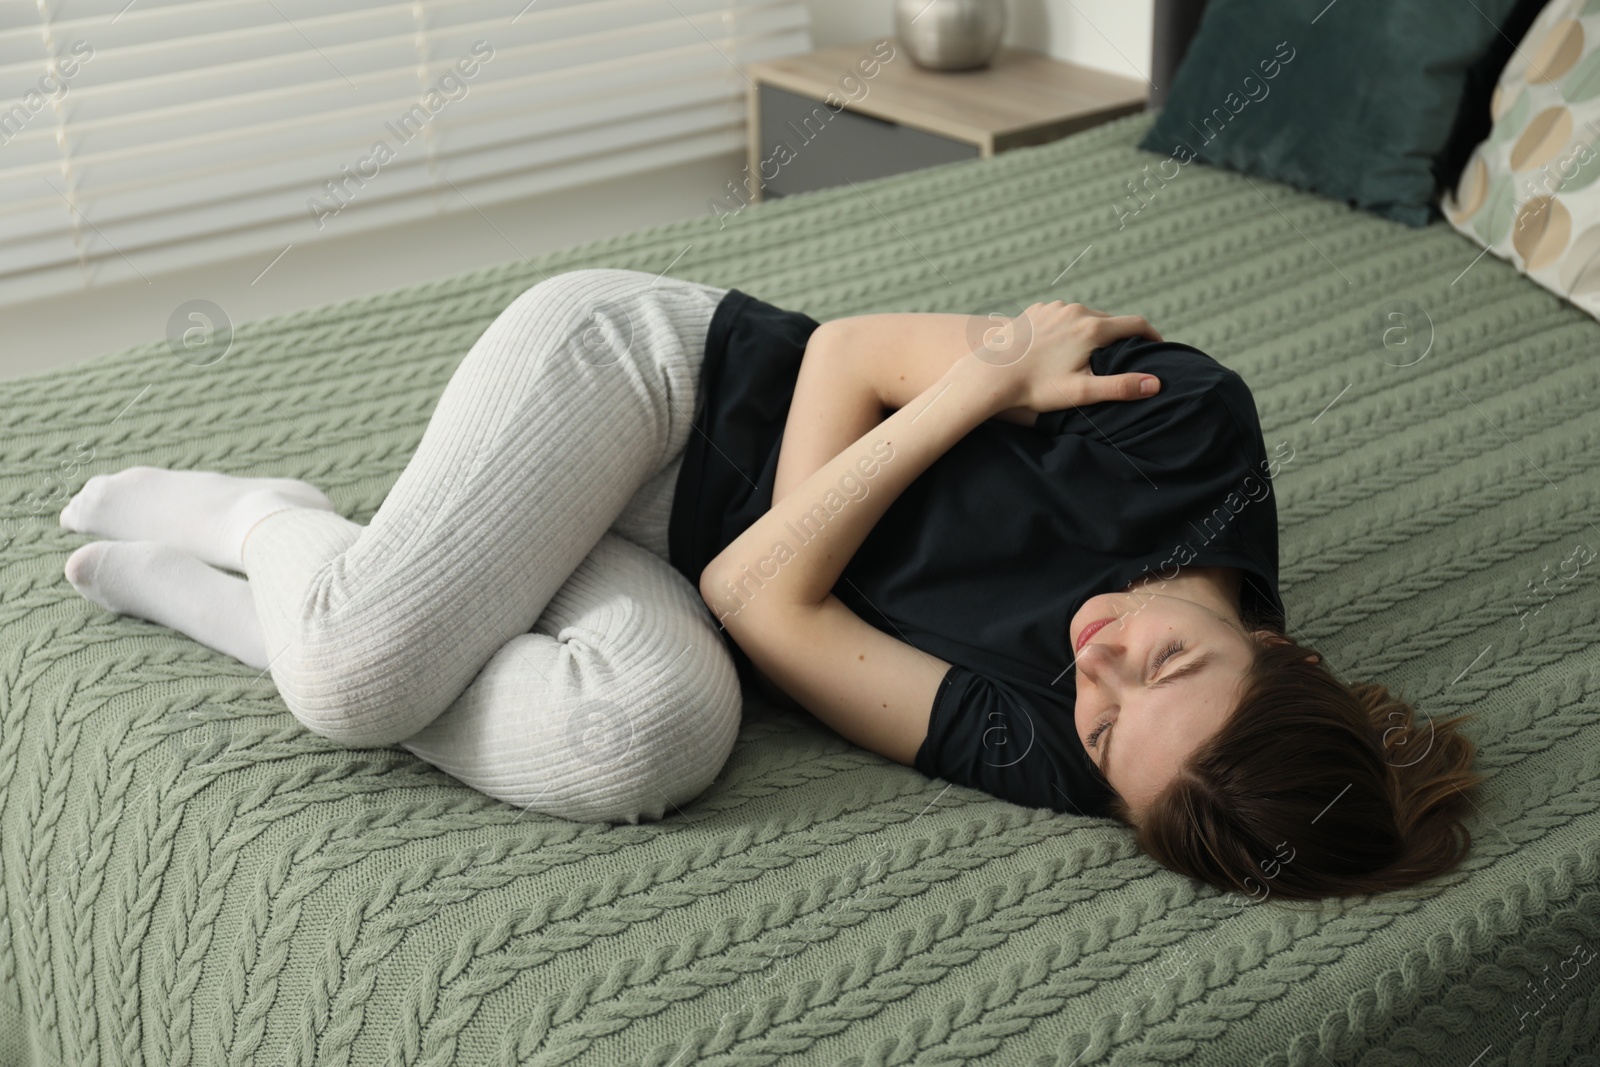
1150, 638, 1183, 679
1152, 649, 1214, 689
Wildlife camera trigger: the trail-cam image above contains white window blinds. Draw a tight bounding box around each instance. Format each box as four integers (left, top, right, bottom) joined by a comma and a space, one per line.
0, 0, 812, 304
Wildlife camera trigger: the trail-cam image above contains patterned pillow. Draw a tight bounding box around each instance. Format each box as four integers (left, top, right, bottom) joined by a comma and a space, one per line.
1445, 0, 1600, 310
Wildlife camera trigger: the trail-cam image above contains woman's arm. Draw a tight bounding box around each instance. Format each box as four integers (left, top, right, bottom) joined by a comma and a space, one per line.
773, 313, 1037, 504
749, 310, 1046, 715
700, 351, 1011, 762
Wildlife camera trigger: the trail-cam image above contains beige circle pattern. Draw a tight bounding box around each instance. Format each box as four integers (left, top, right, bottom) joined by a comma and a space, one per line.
1444, 0, 1600, 312
1509, 106, 1574, 169
1528, 18, 1585, 81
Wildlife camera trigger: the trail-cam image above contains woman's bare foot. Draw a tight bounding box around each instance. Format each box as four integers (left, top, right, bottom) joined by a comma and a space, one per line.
59, 466, 335, 572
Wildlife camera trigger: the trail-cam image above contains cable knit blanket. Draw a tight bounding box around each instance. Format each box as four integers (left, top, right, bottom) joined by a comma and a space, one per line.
2, 111, 1597, 1067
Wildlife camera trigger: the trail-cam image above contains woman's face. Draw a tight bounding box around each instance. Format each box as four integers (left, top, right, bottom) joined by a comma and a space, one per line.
1070, 586, 1257, 818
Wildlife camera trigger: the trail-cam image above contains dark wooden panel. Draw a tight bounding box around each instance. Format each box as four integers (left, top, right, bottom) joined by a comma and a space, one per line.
756, 83, 979, 199
1151, 0, 1210, 109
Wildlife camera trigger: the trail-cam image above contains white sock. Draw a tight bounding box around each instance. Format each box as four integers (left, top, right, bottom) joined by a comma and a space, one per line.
64, 540, 270, 669
58, 466, 336, 572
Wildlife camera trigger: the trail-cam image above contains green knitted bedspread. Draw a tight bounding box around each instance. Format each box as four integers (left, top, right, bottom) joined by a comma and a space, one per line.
3, 110, 1598, 1067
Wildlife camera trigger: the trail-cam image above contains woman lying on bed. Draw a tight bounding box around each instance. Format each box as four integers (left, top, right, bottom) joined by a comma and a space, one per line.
57, 267, 1483, 901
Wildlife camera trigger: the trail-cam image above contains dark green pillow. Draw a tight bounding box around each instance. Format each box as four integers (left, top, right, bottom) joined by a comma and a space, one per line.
1139, 0, 1543, 226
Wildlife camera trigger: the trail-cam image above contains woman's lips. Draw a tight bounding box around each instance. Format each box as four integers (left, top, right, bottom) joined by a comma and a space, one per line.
1075, 616, 1116, 654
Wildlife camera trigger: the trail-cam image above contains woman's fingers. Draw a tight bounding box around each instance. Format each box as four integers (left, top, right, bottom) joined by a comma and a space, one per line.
1092, 372, 1162, 402
1113, 369, 1164, 398
1028, 304, 1162, 344
1006, 303, 1166, 412
1092, 314, 1162, 343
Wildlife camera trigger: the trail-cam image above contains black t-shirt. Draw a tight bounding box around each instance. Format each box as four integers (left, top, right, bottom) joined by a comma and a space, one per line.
667, 288, 1287, 818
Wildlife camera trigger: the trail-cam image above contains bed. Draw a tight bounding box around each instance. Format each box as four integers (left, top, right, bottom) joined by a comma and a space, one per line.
4, 42, 1600, 1067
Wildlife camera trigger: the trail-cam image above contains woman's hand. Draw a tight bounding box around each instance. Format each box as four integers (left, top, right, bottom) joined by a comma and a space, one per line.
964, 300, 1164, 415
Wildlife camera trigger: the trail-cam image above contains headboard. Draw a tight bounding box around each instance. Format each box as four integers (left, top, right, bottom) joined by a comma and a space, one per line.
1150, 0, 1211, 108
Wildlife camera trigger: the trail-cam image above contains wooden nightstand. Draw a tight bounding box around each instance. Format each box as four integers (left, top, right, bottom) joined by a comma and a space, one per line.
740, 41, 1147, 203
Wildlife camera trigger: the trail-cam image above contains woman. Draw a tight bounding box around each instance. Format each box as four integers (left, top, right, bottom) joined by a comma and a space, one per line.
59, 267, 1482, 900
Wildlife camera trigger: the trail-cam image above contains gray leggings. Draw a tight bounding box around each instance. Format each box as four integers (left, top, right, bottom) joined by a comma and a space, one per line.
240, 268, 744, 824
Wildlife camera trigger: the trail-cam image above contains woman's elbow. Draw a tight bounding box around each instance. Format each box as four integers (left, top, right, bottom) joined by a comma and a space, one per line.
698, 560, 741, 628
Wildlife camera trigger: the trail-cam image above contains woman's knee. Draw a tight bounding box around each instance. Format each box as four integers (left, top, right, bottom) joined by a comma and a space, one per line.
547, 634, 744, 824
267, 624, 453, 748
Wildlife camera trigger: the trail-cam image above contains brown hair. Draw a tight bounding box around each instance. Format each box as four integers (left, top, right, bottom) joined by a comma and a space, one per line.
1105, 630, 1487, 902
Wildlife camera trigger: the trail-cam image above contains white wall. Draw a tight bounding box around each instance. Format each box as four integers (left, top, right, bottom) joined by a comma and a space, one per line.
807, 0, 1156, 82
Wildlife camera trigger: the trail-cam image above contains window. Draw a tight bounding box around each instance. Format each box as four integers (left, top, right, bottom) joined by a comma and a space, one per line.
0, 0, 811, 303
